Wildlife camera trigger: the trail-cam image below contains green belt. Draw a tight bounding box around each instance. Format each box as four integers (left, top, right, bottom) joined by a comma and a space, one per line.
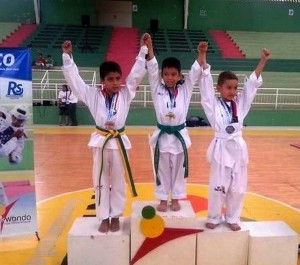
154, 122, 188, 186
95, 126, 137, 205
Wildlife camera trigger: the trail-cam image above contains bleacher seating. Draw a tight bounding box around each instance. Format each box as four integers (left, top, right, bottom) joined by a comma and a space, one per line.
222, 31, 300, 72
227, 31, 300, 60
0, 24, 37, 48
17, 25, 300, 75
21, 24, 113, 67
147, 29, 300, 73
142, 29, 221, 70
0, 22, 21, 43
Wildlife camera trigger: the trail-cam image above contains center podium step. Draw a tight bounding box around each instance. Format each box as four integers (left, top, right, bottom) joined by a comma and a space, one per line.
67, 200, 298, 265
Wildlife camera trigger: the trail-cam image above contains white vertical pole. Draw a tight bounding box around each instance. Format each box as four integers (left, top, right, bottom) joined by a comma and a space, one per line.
184, 0, 189, 29
33, 0, 40, 25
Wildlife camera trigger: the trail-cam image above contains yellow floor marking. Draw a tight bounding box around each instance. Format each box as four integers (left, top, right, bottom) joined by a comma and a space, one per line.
3, 125, 299, 264
1, 184, 299, 265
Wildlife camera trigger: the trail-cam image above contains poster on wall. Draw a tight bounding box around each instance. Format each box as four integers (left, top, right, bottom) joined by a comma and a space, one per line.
0, 48, 37, 237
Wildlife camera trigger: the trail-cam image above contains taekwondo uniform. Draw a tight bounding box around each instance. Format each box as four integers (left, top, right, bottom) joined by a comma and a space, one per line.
146, 56, 201, 201
0, 126, 16, 158
0, 107, 25, 163
8, 127, 25, 164
62, 49, 147, 221
199, 64, 263, 225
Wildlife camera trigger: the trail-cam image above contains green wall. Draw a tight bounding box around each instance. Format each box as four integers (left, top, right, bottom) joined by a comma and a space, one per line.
40, 0, 96, 25
0, 0, 35, 23
1, 1, 300, 32
33, 106, 300, 127
188, 0, 300, 32
132, 0, 183, 30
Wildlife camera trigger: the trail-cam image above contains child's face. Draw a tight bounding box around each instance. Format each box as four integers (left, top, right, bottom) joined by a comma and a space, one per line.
217, 79, 238, 101
161, 67, 181, 89
102, 72, 122, 95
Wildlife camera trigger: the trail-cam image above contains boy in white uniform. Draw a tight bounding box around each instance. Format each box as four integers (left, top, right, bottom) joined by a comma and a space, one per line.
143, 33, 203, 212
61, 36, 148, 233
198, 42, 270, 231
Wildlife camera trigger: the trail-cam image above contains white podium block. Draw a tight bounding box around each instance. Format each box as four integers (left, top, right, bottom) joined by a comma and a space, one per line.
130, 200, 198, 265
244, 221, 298, 265
68, 217, 130, 265
196, 218, 249, 265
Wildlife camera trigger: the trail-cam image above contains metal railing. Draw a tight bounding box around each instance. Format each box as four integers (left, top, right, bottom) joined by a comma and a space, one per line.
32, 69, 96, 105
32, 70, 300, 109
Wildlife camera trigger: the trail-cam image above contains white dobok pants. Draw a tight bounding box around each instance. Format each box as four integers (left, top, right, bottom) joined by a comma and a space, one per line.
207, 161, 247, 224
92, 147, 126, 220
155, 152, 187, 201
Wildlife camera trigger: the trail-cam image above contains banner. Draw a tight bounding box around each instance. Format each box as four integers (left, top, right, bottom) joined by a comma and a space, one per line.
0, 48, 37, 237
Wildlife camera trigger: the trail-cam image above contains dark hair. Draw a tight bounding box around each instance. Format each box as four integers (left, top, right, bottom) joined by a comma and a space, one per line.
217, 71, 238, 86
161, 57, 181, 73
62, 84, 68, 90
100, 61, 122, 80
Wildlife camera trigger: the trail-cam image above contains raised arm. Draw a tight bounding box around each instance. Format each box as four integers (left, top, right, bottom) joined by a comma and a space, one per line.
124, 33, 149, 101
144, 33, 154, 61
198, 44, 216, 127
61, 40, 94, 105
238, 48, 271, 118
197, 41, 208, 70
62, 40, 72, 58
184, 41, 208, 95
254, 48, 271, 78
143, 33, 160, 92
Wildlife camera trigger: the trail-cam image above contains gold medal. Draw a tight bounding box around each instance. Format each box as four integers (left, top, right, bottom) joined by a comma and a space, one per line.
166, 112, 175, 119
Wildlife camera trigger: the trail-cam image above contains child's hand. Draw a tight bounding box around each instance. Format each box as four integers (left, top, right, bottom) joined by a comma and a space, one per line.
141, 32, 154, 60
141, 33, 152, 48
197, 42, 208, 53
62, 40, 72, 55
261, 48, 271, 60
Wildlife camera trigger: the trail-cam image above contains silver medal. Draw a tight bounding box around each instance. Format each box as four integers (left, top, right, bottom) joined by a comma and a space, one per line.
226, 125, 235, 134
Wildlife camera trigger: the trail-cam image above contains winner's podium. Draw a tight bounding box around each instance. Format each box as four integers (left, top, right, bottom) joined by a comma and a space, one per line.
244, 221, 298, 265
196, 218, 249, 265
68, 217, 130, 265
130, 200, 198, 265
67, 200, 298, 265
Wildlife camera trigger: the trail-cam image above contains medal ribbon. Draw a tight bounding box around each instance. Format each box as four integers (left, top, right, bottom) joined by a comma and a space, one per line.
104, 92, 118, 121
166, 86, 178, 111
219, 98, 238, 124
230, 100, 238, 123
219, 98, 232, 124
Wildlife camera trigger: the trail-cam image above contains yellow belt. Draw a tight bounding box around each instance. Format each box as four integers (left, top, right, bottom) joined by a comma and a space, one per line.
95, 126, 137, 204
